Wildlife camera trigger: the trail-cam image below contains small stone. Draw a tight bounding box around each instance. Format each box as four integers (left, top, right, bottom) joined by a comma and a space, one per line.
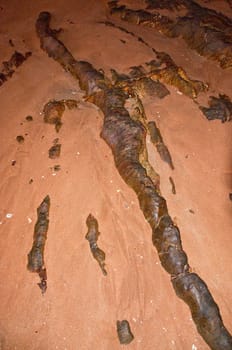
26, 115, 33, 121
117, 320, 134, 345
11, 160, 16, 166
16, 135, 24, 144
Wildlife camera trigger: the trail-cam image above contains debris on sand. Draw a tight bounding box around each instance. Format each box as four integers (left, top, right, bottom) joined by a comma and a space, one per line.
25, 115, 33, 122
109, 1, 232, 69
27, 195, 50, 294
117, 320, 134, 344
85, 214, 107, 276
169, 176, 176, 194
0, 51, 32, 86
16, 135, 25, 144
148, 121, 174, 170
199, 94, 232, 123
43, 99, 79, 132
48, 138, 61, 159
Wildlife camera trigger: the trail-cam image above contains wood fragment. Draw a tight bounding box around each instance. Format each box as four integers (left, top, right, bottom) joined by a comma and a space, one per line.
117, 320, 134, 345
148, 121, 174, 170
27, 195, 50, 294
43, 99, 79, 131
169, 176, 176, 194
109, 1, 232, 69
85, 214, 107, 276
0, 51, 32, 87
36, 12, 232, 348
199, 94, 232, 123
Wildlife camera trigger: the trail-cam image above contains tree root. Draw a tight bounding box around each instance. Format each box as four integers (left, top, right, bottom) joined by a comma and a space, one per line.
35, 12, 232, 349
27, 195, 50, 294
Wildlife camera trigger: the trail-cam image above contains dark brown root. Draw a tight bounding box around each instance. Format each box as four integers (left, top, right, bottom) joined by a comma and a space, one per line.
117, 320, 134, 344
85, 214, 107, 276
36, 12, 232, 348
109, 1, 232, 69
199, 94, 232, 123
169, 176, 176, 194
148, 121, 174, 170
43, 99, 78, 132
27, 195, 50, 294
0, 51, 32, 87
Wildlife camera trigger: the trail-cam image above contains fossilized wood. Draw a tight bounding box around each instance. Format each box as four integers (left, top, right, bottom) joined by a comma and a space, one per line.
48, 138, 61, 159
117, 320, 134, 344
199, 94, 232, 123
146, 0, 186, 11
85, 214, 107, 276
0, 51, 32, 86
43, 99, 79, 131
27, 195, 50, 294
109, 1, 232, 69
169, 176, 176, 194
36, 12, 232, 349
100, 19, 204, 99
148, 121, 174, 170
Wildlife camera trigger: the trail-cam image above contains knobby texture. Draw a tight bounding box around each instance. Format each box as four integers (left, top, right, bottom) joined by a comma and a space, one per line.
116, 320, 134, 344
27, 195, 50, 294
36, 12, 232, 349
85, 214, 107, 276
109, 0, 232, 69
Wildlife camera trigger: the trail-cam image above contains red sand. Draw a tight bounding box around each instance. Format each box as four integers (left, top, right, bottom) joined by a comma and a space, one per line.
0, 1, 231, 349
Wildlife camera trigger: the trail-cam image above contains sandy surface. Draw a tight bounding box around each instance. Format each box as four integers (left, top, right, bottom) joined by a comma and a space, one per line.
0, 1, 232, 349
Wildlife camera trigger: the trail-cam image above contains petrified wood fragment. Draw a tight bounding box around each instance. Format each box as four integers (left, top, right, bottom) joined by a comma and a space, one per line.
172, 273, 232, 350
111, 67, 170, 99
43, 100, 65, 132
169, 176, 176, 194
0, 51, 32, 86
147, 55, 208, 99
148, 121, 174, 170
27, 195, 50, 294
199, 94, 232, 123
36, 12, 232, 349
100, 19, 203, 99
109, 1, 232, 69
48, 138, 61, 159
85, 214, 107, 276
117, 320, 134, 345
43, 99, 78, 131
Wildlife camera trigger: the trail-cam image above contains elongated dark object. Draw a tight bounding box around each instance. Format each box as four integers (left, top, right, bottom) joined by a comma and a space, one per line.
27, 195, 50, 294
35, 12, 232, 348
148, 121, 174, 170
85, 214, 107, 276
